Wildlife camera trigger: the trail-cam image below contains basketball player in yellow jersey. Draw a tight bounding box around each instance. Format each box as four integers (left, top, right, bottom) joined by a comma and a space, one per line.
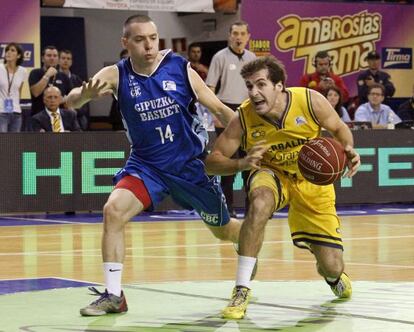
205, 56, 360, 319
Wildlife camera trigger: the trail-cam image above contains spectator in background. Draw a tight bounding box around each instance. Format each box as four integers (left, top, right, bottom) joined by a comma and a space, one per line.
0, 43, 28, 132
354, 83, 401, 129
59, 49, 89, 130
29, 45, 72, 116
300, 50, 349, 103
31, 86, 80, 132
187, 43, 209, 81
396, 83, 414, 122
187, 42, 214, 132
323, 86, 351, 122
206, 20, 256, 217
109, 49, 129, 131
356, 51, 395, 105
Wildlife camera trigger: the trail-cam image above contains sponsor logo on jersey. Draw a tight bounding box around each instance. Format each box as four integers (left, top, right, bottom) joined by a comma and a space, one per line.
130, 85, 141, 97
163, 80, 176, 91
382, 48, 412, 69
127, 75, 141, 97
252, 130, 265, 138
295, 116, 307, 125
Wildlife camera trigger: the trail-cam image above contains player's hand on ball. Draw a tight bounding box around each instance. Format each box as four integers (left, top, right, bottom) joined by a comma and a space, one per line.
343, 145, 360, 178
239, 140, 268, 171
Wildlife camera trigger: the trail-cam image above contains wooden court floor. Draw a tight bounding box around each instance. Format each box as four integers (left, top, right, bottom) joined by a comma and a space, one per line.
0, 211, 413, 331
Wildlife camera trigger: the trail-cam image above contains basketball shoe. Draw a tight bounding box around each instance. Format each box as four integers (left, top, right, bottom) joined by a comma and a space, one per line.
233, 243, 258, 280
80, 287, 128, 316
222, 286, 251, 319
328, 273, 352, 298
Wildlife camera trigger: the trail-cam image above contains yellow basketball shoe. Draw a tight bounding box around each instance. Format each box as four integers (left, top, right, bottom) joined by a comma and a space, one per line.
222, 286, 251, 319
329, 273, 352, 298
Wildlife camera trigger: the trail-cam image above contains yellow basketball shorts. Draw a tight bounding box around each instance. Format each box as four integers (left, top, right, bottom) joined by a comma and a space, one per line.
249, 169, 343, 250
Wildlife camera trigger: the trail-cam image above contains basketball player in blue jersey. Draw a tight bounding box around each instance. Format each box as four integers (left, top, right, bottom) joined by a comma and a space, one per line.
67, 14, 242, 316
205, 56, 360, 319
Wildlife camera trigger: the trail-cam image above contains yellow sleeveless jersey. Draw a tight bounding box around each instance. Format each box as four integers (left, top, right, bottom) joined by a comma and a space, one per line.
238, 87, 321, 178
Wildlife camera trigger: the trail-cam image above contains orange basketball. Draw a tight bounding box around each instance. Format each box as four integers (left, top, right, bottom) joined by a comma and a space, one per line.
298, 137, 347, 185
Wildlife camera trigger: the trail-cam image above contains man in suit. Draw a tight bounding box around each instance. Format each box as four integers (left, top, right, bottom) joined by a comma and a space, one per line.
31, 86, 81, 132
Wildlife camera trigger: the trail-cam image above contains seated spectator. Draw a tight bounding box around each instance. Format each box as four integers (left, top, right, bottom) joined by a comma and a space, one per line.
354, 83, 401, 129
59, 49, 90, 130
29, 45, 72, 116
31, 86, 80, 132
396, 83, 414, 122
300, 50, 349, 103
356, 51, 395, 105
323, 86, 351, 122
0, 42, 28, 132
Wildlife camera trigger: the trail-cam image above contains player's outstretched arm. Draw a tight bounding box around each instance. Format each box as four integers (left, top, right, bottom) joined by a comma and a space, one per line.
310, 90, 360, 177
188, 67, 235, 126
66, 65, 117, 109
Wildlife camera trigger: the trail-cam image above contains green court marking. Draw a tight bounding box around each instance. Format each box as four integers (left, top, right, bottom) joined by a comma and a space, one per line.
2, 281, 413, 331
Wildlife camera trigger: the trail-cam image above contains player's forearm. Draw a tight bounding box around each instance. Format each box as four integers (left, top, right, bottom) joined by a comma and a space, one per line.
331, 122, 354, 148
66, 87, 90, 109
205, 152, 241, 175
211, 105, 234, 127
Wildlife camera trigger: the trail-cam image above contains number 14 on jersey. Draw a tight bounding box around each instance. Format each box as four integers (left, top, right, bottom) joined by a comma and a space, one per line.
155, 125, 174, 144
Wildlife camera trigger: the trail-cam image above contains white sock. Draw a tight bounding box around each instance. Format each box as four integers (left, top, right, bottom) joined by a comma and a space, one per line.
235, 255, 257, 289
103, 262, 123, 296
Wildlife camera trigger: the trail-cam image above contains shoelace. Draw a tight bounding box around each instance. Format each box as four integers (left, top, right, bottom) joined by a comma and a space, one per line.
230, 287, 249, 306
87, 286, 110, 305
335, 281, 345, 294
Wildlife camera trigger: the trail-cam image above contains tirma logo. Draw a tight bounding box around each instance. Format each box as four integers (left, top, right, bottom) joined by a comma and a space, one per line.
0, 43, 34, 67
382, 48, 412, 69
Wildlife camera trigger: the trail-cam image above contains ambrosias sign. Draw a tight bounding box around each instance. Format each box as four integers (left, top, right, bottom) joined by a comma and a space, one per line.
275, 11, 382, 76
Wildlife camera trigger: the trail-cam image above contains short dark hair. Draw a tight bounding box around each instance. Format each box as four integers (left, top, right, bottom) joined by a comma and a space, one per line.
59, 49, 72, 56
368, 83, 385, 95
42, 45, 58, 56
230, 20, 249, 33
4, 42, 24, 66
188, 42, 202, 54
123, 14, 153, 37
315, 50, 331, 60
241, 55, 287, 85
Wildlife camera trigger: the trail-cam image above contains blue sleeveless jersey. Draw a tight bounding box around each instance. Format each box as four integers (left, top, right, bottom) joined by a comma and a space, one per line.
113, 50, 229, 225
117, 50, 208, 174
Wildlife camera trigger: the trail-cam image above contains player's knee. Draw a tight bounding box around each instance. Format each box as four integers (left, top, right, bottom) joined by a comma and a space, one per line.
103, 200, 128, 230
248, 188, 274, 219
211, 226, 231, 241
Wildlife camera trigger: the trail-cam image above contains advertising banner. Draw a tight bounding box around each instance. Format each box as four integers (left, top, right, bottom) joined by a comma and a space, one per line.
0, 131, 413, 213
242, 0, 414, 97
0, 0, 40, 100
64, 0, 215, 12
